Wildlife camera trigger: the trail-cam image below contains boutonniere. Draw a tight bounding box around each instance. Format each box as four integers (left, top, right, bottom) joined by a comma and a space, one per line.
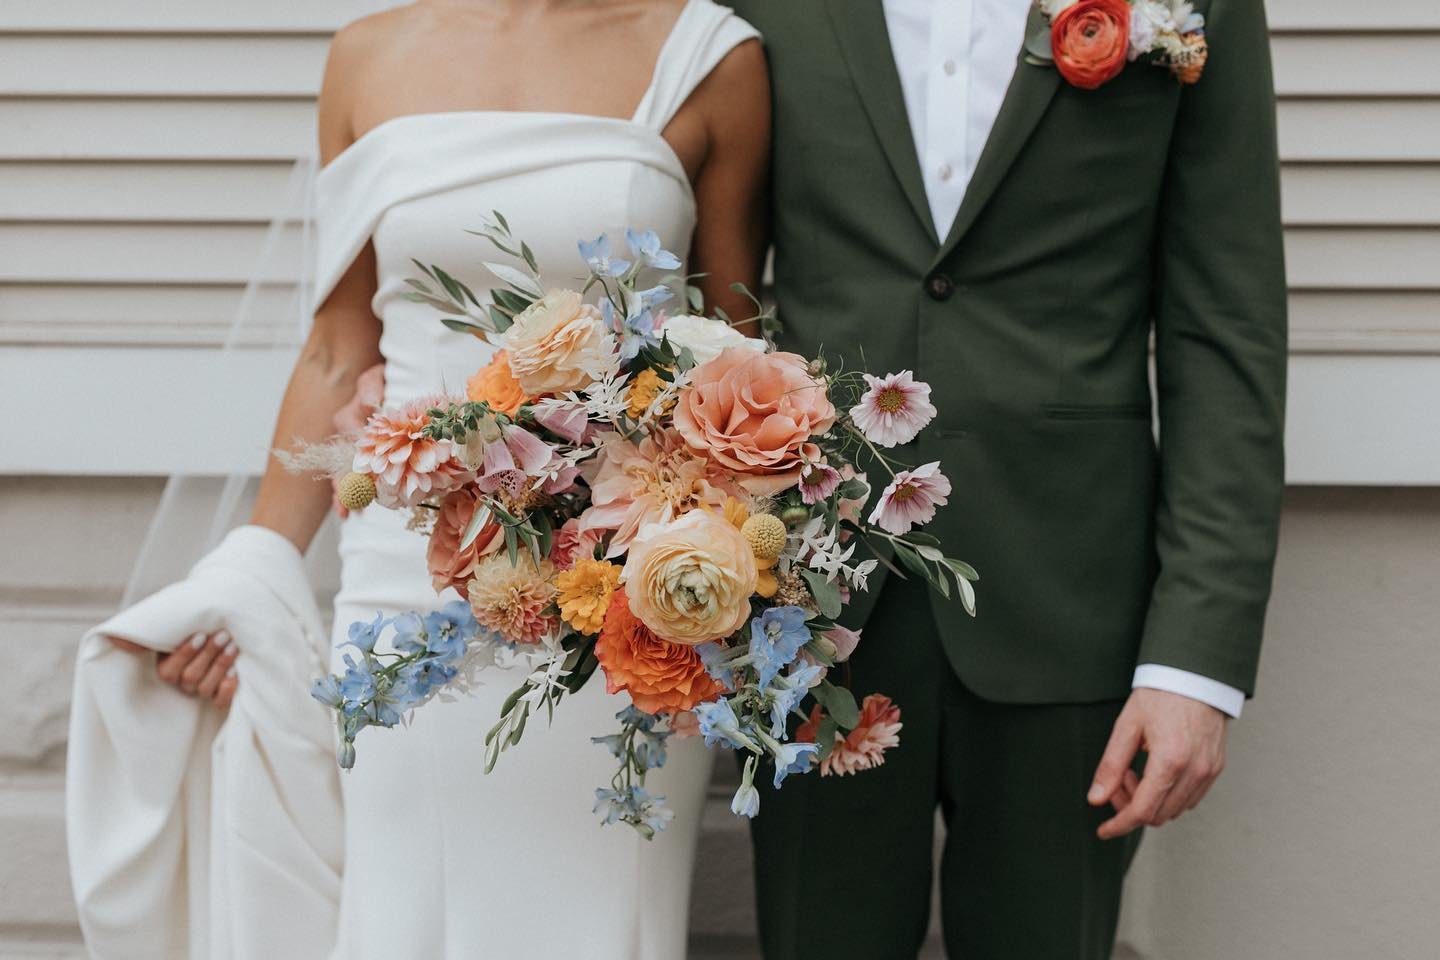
1025, 0, 1208, 90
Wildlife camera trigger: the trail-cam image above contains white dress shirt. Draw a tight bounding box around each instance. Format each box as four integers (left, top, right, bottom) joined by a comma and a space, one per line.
881, 0, 1246, 718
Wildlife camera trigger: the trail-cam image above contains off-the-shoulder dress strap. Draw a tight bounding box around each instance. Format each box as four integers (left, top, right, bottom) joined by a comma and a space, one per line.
630, 0, 762, 132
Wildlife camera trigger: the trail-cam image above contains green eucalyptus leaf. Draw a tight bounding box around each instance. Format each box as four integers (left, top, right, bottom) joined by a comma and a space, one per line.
799, 568, 843, 620
459, 502, 494, 550
441, 316, 488, 337
487, 306, 514, 332
812, 680, 860, 730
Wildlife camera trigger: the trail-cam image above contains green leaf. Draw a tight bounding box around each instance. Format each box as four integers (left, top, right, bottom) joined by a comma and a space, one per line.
520, 241, 539, 274
1024, 24, 1055, 62
814, 715, 839, 760
484, 261, 544, 299
459, 501, 494, 550
812, 680, 860, 730
799, 568, 843, 619
836, 478, 870, 501
487, 306, 514, 332
903, 531, 941, 548
943, 558, 980, 582
504, 525, 519, 567
441, 316, 488, 337
491, 287, 533, 315
432, 266, 468, 305
498, 682, 528, 720
891, 541, 930, 580
492, 209, 510, 233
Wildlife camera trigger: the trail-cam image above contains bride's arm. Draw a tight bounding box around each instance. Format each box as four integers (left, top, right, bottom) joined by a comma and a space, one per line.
686, 39, 771, 336
111, 30, 382, 706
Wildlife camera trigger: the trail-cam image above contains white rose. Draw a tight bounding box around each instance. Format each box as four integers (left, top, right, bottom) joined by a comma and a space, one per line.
659, 314, 765, 366
500, 289, 616, 395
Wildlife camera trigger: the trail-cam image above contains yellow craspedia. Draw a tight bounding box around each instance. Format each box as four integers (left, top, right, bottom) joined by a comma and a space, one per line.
555, 557, 623, 635
337, 472, 376, 511
626, 367, 672, 419
741, 513, 787, 561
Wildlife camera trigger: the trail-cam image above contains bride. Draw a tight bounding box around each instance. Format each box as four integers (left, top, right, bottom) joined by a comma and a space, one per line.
102, 0, 768, 956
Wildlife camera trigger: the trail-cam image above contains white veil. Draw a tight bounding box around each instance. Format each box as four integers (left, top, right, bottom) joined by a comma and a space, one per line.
122, 0, 406, 608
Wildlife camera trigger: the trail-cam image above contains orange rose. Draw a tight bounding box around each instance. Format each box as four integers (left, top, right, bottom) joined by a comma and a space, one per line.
466, 350, 529, 417
1051, 0, 1130, 91
595, 589, 728, 714
427, 487, 504, 594
672, 347, 836, 495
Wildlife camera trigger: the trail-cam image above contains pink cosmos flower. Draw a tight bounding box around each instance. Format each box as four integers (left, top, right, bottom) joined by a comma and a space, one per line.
867, 462, 950, 535
353, 398, 473, 508
797, 694, 903, 777
849, 370, 936, 448
798, 461, 842, 505
476, 423, 578, 498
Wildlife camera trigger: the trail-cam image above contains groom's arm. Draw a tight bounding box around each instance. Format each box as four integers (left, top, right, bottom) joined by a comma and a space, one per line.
1091, 0, 1287, 835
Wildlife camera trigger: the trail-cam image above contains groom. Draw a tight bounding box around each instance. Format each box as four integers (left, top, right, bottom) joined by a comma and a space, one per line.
728, 0, 1286, 957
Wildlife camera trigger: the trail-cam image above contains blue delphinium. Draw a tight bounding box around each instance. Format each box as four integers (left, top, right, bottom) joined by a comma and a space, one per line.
731, 756, 761, 818
347, 612, 386, 653
768, 740, 819, 789
625, 228, 682, 271
749, 605, 811, 687
763, 661, 825, 739
694, 697, 761, 752
578, 234, 629, 277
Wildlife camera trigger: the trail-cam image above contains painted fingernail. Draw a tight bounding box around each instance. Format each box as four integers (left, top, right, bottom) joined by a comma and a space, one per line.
190, 633, 207, 648
224, 641, 238, 657
226, 665, 237, 678
1088, 783, 1105, 802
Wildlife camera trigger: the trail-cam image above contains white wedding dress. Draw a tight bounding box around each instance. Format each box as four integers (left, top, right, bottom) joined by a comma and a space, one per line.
312, 3, 758, 957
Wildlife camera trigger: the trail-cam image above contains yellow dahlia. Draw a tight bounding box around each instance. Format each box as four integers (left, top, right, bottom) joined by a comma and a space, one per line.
555, 557, 622, 635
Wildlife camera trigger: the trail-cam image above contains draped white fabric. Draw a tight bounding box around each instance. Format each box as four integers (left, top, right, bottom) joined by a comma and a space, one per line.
67, 526, 344, 960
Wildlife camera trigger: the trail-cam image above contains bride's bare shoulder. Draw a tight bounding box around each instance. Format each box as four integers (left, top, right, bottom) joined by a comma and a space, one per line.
317, 6, 430, 158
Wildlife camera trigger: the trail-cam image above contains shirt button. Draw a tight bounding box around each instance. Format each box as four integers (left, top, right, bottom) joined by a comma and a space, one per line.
926, 273, 955, 301
943, 59, 957, 76
938, 163, 954, 182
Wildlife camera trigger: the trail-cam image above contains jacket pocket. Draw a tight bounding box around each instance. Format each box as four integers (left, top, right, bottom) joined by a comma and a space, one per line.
1041, 402, 1152, 421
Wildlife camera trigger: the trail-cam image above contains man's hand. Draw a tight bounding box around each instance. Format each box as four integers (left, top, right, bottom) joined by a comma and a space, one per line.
1088, 687, 1228, 839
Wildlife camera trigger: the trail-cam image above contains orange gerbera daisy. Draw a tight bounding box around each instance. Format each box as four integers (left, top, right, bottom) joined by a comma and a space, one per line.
595, 589, 727, 714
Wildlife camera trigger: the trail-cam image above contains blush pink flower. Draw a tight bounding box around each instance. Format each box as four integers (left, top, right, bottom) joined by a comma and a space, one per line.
797, 460, 842, 505
824, 625, 862, 663
578, 428, 744, 559
466, 554, 559, 646
476, 423, 579, 498
427, 487, 505, 594
796, 694, 903, 777
549, 516, 601, 570
353, 397, 473, 508
867, 462, 951, 535
849, 370, 936, 448
673, 347, 836, 495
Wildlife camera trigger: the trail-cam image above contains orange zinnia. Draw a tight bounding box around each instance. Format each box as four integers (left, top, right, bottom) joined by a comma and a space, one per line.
595, 590, 727, 714
466, 349, 529, 417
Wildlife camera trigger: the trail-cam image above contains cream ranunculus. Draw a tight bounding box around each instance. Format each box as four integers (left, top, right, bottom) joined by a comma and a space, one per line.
620, 509, 759, 646
501, 289, 616, 395
659, 314, 765, 366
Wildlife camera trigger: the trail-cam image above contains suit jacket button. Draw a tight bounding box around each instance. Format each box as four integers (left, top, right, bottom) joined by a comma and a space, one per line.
926, 273, 954, 301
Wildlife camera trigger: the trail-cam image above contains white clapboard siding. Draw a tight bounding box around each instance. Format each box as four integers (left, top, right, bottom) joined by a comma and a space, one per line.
0, 2, 1436, 479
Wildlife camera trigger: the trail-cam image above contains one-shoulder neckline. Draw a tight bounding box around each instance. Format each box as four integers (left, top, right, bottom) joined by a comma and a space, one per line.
319, 0, 709, 177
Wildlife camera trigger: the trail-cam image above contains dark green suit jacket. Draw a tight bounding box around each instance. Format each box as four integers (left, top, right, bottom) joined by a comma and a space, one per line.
730, 0, 1287, 703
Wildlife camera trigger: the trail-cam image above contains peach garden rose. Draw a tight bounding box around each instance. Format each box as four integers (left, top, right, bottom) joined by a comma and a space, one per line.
672, 347, 836, 495
501, 289, 615, 395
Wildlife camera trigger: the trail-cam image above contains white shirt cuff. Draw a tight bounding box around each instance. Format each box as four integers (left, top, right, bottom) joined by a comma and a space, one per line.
1132, 664, 1245, 718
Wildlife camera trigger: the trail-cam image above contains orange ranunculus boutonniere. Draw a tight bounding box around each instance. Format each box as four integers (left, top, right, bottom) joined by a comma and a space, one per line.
1030, 0, 1210, 90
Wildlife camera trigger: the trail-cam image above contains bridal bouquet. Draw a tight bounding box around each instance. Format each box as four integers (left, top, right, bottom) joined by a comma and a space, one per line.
308, 214, 977, 835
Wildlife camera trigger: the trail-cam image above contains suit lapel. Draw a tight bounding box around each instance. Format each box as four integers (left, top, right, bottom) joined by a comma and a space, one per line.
822, 0, 937, 244
934, 2, 1061, 264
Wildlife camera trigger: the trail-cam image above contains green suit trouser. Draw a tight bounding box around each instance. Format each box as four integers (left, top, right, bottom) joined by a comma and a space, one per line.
749, 573, 1142, 959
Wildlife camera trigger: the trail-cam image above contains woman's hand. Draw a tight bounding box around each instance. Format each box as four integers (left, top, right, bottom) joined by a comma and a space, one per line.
110, 633, 240, 709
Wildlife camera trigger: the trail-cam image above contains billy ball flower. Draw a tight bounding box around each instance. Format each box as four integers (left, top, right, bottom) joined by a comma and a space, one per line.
868, 462, 951, 536
848, 370, 936, 448
741, 513, 788, 561
336, 472, 377, 511
555, 557, 623, 635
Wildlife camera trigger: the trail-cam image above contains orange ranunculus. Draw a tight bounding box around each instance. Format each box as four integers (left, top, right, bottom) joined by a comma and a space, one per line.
427, 487, 505, 594
672, 347, 836, 495
466, 349, 529, 417
1051, 0, 1130, 91
595, 589, 728, 714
